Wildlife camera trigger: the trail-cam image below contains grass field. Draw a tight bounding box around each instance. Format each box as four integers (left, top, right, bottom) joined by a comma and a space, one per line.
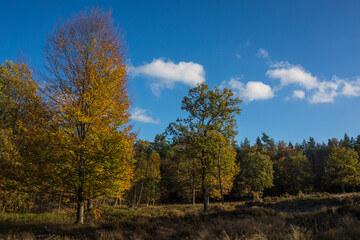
1, 193, 360, 239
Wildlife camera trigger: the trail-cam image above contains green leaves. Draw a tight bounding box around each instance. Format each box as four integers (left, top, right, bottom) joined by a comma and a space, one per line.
167, 83, 241, 210
235, 146, 274, 199
325, 146, 360, 190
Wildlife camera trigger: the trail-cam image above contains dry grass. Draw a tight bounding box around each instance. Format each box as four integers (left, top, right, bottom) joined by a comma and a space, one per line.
1, 193, 360, 239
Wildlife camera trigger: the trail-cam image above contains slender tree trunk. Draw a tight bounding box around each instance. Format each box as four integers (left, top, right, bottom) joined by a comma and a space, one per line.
2, 197, 6, 213
153, 182, 156, 206
218, 142, 224, 204
253, 192, 260, 201
137, 181, 144, 206
87, 199, 93, 210
132, 190, 137, 207
193, 188, 196, 207
202, 166, 208, 212
342, 184, 345, 193
58, 191, 62, 211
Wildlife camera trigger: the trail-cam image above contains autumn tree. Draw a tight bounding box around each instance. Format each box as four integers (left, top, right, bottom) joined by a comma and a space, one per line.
324, 146, 360, 193
43, 9, 134, 223
0, 61, 52, 212
172, 132, 237, 206
234, 145, 274, 200
167, 83, 241, 212
203, 131, 238, 202
172, 143, 201, 205
128, 140, 161, 206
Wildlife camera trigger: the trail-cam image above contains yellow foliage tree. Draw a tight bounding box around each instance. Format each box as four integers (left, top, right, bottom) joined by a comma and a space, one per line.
0, 61, 48, 212
43, 9, 134, 224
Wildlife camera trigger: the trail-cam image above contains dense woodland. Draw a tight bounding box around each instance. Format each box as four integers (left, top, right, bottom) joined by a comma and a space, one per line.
1, 9, 360, 227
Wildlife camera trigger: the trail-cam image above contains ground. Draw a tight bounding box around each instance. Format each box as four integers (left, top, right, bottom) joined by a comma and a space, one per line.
1, 193, 360, 239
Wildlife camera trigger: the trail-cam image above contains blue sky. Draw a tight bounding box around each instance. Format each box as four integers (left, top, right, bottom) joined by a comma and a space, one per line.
1, 0, 360, 145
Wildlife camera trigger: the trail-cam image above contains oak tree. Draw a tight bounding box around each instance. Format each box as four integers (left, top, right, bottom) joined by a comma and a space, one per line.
324, 146, 360, 193
167, 83, 241, 212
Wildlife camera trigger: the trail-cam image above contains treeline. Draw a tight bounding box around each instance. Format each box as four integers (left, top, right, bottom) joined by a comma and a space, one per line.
127, 132, 360, 207
1, 8, 360, 223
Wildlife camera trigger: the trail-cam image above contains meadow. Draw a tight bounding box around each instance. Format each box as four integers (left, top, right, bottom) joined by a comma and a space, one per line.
1, 193, 360, 240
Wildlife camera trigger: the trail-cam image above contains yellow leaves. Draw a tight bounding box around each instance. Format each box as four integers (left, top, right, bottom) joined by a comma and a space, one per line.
0, 129, 21, 165
94, 207, 102, 222
326, 146, 360, 187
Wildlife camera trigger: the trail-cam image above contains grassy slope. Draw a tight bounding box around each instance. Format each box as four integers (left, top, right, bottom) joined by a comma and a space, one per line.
1, 193, 360, 239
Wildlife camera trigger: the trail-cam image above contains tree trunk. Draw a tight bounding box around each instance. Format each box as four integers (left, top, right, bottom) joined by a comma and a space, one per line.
76, 202, 84, 224
202, 166, 208, 212
342, 184, 345, 193
2, 198, 6, 213
253, 192, 260, 201
132, 190, 137, 207
153, 182, 156, 206
58, 191, 62, 211
76, 187, 84, 224
218, 143, 224, 204
87, 199, 93, 210
137, 181, 144, 206
193, 188, 196, 207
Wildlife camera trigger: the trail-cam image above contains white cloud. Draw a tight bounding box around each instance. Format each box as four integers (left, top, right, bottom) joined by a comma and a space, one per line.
236, 53, 241, 59
265, 62, 355, 103
266, 65, 318, 90
129, 59, 205, 96
293, 90, 305, 99
269, 61, 291, 68
341, 78, 360, 97
131, 107, 161, 124
257, 48, 269, 58
227, 78, 274, 102
254, 48, 360, 103
309, 81, 340, 103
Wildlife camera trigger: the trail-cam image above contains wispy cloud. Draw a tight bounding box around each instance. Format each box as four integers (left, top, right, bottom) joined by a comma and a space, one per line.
309, 80, 340, 103
266, 60, 360, 103
128, 58, 205, 96
341, 78, 360, 97
293, 90, 305, 99
131, 107, 161, 124
257, 48, 269, 59
224, 78, 274, 102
